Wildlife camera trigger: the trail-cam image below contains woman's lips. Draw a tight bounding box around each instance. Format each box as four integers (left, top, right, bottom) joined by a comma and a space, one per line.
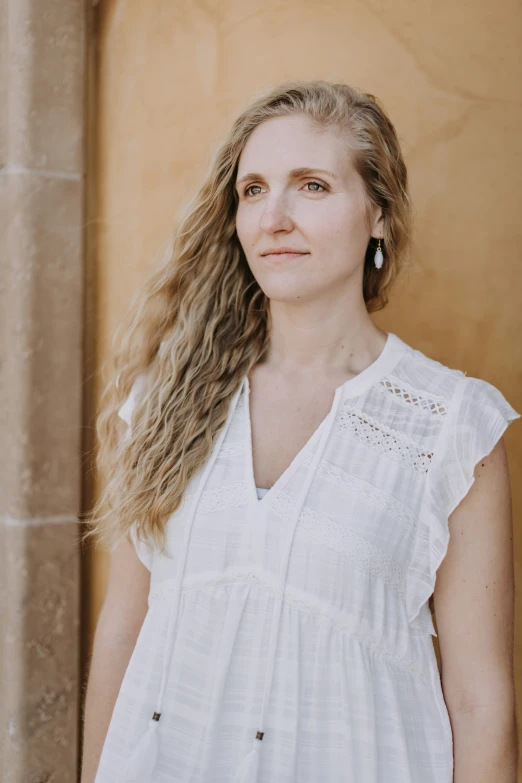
263, 252, 309, 260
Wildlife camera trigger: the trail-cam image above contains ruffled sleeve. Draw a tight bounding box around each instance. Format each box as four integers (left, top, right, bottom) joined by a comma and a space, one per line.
114, 373, 155, 571
127, 524, 155, 572
406, 374, 520, 629
117, 373, 148, 435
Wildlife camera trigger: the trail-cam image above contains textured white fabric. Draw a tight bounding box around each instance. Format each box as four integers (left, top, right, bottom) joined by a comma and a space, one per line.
96, 332, 520, 783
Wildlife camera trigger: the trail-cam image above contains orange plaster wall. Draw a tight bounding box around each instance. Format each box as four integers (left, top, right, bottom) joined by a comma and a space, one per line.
85, 1, 522, 772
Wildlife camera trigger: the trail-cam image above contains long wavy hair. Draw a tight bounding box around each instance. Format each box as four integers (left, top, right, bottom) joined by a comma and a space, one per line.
83, 79, 413, 557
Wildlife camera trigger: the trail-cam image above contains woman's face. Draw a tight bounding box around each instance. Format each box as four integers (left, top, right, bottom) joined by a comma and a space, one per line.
234, 113, 382, 303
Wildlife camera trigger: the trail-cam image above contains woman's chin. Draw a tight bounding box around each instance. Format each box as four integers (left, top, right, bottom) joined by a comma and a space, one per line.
259, 279, 315, 303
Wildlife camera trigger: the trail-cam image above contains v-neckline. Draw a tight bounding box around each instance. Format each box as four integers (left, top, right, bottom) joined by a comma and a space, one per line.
244, 375, 338, 509
242, 331, 408, 509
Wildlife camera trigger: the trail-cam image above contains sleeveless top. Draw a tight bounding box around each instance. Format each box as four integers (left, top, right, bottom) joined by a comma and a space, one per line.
95, 332, 520, 783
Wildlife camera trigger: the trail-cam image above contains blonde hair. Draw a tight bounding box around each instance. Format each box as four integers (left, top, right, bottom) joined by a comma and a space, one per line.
83, 79, 413, 556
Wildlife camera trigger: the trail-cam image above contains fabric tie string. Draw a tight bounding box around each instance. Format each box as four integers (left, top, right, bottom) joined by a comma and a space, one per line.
232, 379, 344, 783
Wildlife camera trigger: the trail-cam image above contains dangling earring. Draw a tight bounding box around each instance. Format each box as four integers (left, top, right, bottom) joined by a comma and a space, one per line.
374, 238, 383, 269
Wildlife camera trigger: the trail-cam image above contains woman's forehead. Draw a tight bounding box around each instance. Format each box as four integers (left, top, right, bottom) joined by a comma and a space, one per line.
237, 118, 354, 181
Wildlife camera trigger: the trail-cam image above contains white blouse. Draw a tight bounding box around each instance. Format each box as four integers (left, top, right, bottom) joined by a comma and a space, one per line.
96, 332, 520, 783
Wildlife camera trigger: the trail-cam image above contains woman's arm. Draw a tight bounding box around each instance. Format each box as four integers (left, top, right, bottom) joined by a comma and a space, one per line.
80, 537, 151, 783
433, 436, 518, 782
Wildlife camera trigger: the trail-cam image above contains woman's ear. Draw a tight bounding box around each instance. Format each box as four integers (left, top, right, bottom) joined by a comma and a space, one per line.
371, 207, 384, 237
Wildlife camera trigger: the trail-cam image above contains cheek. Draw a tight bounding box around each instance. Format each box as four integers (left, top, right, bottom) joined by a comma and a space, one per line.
301, 203, 358, 247
234, 206, 253, 244
317, 201, 370, 250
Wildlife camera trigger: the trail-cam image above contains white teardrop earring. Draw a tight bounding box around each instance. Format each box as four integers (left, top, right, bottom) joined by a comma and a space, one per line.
374, 238, 384, 269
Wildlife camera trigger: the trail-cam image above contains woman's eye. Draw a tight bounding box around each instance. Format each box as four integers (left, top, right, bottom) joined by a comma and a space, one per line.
305, 181, 326, 192
243, 181, 326, 198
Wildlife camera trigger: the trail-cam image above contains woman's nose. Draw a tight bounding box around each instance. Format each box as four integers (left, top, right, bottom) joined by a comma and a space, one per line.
258, 197, 294, 233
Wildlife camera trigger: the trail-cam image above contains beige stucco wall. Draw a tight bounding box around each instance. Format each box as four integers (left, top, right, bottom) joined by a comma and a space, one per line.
86, 0, 522, 773
1, 1, 86, 780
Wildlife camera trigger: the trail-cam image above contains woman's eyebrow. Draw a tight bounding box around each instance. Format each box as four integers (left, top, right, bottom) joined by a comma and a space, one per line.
235, 167, 338, 189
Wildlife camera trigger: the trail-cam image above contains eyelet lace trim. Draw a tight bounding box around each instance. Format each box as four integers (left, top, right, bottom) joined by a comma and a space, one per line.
270, 490, 407, 600
301, 452, 417, 531
379, 377, 449, 417
337, 404, 434, 473
149, 568, 430, 682
198, 480, 249, 513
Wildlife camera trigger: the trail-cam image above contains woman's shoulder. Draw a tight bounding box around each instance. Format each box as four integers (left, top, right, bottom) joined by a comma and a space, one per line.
393, 336, 518, 421
401, 339, 520, 627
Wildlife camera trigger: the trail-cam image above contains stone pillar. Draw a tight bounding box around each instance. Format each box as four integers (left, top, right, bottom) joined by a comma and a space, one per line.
0, 1, 85, 780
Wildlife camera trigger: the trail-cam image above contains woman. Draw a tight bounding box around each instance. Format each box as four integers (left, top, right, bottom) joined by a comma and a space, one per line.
82, 81, 520, 782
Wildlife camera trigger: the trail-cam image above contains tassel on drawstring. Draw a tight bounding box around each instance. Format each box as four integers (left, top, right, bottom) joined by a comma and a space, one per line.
119, 716, 160, 782
233, 735, 262, 783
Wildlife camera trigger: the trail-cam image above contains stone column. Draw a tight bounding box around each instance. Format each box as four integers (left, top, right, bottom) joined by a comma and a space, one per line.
0, 1, 85, 780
